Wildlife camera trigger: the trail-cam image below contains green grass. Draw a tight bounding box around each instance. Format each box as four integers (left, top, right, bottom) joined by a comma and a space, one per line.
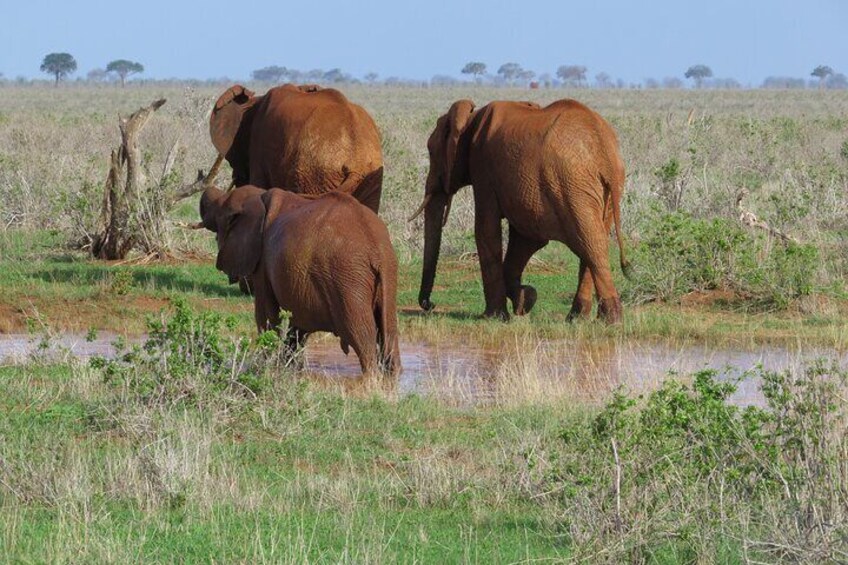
1, 229, 846, 347
2, 347, 845, 562
0, 363, 570, 562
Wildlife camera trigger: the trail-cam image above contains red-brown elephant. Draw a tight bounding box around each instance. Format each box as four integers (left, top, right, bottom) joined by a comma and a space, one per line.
209, 83, 384, 212
199, 186, 400, 378
413, 99, 631, 324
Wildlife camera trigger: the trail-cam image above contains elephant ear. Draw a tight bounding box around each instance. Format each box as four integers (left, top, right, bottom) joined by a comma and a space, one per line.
199, 186, 226, 231
216, 194, 265, 278
444, 99, 476, 191
209, 85, 255, 158
260, 188, 292, 229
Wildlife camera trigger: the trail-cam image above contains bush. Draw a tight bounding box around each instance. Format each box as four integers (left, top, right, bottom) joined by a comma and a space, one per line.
91, 299, 277, 407
623, 211, 819, 307
532, 362, 848, 562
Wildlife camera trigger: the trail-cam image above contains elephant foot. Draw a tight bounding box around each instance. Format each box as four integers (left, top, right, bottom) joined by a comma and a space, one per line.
597, 297, 623, 325
567, 296, 594, 322
510, 285, 538, 316
280, 348, 306, 371
482, 307, 510, 321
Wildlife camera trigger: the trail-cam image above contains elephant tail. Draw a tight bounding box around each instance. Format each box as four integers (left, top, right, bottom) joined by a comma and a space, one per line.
374, 268, 401, 376
605, 177, 633, 280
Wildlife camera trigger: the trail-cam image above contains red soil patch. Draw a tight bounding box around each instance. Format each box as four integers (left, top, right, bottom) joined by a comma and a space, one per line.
680, 289, 743, 308
0, 303, 23, 333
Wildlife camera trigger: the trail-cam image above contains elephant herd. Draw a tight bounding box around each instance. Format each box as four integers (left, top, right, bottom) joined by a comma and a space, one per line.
196, 83, 630, 379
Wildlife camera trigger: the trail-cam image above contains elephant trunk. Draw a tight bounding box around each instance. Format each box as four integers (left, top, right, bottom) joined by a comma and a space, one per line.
419, 190, 448, 311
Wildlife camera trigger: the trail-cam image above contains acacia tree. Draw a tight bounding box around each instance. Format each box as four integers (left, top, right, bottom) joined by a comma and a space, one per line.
497, 62, 523, 85
40, 52, 77, 86
251, 65, 288, 83
364, 72, 378, 84
518, 69, 536, 84
811, 65, 833, 88
106, 60, 144, 86
87, 68, 109, 83
557, 65, 587, 87
461, 62, 487, 83
595, 72, 613, 88
684, 64, 713, 88
322, 68, 348, 83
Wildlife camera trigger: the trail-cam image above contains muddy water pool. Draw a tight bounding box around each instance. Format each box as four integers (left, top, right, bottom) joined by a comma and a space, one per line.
2, 332, 844, 406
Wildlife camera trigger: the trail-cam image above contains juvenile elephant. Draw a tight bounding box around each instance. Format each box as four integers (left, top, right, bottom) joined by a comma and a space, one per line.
412, 99, 631, 324
200, 186, 400, 377
209, 83, 384, 212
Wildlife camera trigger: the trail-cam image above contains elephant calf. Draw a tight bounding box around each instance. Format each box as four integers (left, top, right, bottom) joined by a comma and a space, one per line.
199, 186, 401, 378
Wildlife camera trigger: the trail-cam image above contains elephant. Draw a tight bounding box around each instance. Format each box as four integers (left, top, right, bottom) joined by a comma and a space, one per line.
412, 99, 631, 324
199, 185, 401, 378
208, 83, 384, 213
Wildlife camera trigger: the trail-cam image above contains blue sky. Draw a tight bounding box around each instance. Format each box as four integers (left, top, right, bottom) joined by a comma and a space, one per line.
2, 0, 846, 84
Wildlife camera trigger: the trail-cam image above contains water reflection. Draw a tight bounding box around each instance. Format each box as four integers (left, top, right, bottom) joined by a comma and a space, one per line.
1, 333, 844, 406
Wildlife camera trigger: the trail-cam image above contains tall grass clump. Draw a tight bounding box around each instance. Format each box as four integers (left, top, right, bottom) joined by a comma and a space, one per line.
526, 361, 847, 562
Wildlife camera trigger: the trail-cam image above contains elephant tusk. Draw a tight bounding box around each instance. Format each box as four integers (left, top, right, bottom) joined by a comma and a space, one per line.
202, 153, 225, 186
407, 193, 432, 222
442, 195, 453, 227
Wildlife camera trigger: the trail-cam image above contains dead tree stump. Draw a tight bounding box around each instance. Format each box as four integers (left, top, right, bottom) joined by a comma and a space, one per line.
91, 99, 166, 260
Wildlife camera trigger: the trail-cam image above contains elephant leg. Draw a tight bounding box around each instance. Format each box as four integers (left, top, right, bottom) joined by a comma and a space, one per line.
582, 244, 622, 325
282, 326, 309, 369
503, 225, 547, 316
591, 265, 622, 324
567, 259, 595, 321
252, 275, 281, 333
568, 206, 622, 324
345, 323, 380, 379
330, 293, 382, 379
474, 198, 508, 319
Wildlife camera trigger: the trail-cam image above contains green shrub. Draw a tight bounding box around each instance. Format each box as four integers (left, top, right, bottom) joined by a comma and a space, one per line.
538, 361, 848, 562
623, 211, 818, 307
108, 269, 134, 295
91, 298, 277, 407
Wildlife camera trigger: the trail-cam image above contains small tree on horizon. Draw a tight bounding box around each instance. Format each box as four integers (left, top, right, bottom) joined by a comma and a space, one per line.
684, 64, 713, 88
595, 72, 612, 88
811, 65, 834, 89
557, 65, 587, 87
497, 62, 523, 85
364, 72, 378, 84
40, 52, 77, 86
106, 59, 144, 87
322, 68, 349, 83
518, 69, 536, 85
87, 68, 109, 83
251, 65, 288, 83
461, 62, 487, 83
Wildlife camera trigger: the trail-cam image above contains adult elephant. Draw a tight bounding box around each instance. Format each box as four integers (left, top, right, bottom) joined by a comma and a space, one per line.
208, 83, 383, 212
412, 99, 631, 324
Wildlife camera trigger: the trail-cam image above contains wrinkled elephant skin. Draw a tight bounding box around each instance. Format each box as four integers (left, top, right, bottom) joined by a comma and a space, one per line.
200, 186, 401, 378
417, 99, 631, 324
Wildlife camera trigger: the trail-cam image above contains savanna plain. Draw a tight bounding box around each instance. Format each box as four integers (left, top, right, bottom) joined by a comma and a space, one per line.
0, 85, 847, 562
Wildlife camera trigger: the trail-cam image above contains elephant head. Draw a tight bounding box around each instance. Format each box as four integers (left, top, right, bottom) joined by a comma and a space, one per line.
412, 100, 476, 311
209, 85, 259, 186
199, 185, 268, 281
